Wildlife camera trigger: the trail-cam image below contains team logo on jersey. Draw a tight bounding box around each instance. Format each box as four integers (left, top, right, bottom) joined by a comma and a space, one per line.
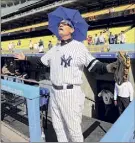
61, 55, 72, 68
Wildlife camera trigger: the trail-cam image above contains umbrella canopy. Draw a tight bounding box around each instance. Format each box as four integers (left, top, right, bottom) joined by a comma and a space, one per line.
48, 6, 89, 41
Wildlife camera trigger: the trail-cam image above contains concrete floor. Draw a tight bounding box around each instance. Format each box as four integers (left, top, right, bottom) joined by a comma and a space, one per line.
2, 107, 112, 142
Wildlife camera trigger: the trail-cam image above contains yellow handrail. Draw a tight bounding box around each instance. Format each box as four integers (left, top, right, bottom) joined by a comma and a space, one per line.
1, 22, 48, 34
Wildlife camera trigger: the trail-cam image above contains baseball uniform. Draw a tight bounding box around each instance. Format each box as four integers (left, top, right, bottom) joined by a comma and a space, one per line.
26, 39, 108, 142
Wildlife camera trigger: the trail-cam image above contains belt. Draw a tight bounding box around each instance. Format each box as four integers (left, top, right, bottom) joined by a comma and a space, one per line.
52, 84, 73, 90
118, 96, 130, 99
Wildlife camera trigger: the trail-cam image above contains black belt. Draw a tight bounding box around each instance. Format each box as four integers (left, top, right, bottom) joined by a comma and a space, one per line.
52, 84, 73, 90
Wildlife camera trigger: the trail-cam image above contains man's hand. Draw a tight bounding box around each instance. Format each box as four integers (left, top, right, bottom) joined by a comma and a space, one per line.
14, 52, 26, 60
106, 61, 118, 73
114, 100, 117, 106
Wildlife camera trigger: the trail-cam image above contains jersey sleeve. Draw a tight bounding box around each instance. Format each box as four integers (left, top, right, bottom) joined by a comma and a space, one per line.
78, 44, 108, 74
26, 47, 53, 67
41, 48, 53, 67
26, 56, 43, 66
78, 45, 98, 70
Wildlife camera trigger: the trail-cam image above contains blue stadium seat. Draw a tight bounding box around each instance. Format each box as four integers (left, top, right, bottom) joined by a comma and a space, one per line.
40, 87, 49, 105
40, 87, 49, 96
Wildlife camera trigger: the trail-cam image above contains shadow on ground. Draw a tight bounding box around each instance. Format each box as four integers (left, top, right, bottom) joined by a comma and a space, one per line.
2, 108, 112, 142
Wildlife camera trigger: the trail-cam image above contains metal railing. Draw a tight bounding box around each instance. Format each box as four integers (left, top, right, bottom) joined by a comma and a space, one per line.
1, 44, 109, 55
2, 43, 135, 55
100, 99, 135, 142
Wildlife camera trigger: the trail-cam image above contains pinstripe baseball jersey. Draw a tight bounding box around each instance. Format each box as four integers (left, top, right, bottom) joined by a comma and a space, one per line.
26, 38, 108, 142
41, 39, 98, 86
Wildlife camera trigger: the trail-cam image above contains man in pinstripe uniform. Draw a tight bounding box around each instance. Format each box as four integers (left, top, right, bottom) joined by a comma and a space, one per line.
15, 20, 117, 142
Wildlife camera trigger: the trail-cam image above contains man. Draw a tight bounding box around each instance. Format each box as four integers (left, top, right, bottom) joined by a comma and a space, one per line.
11, 42, 15, 52
8, 42, 13, 53
15, 19, 117, 142
34, 42, 39, 50
114, 34, 118, 44
2, 61, 15, 75
38, 39, 44, 53
98, 32, 105, 44
48, 41, 53, 50
98, 86, 114, 122
2, 63, 11, 75
114, 80, 134, 115
29, 40, 33, 50
119, 31, 126, 44
87, 35, 93, 45
94, 34, 99, 45
108, 32, 115, 44
17, 40, 21, 46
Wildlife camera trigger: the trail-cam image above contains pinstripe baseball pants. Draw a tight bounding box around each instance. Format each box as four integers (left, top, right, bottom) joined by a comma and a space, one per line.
50, 86, 85, 142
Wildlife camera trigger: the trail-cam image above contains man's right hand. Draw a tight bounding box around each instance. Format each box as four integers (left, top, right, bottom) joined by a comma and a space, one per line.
14, 52, 26, 60
114, 100, 117, 106
106, 61, 118, 73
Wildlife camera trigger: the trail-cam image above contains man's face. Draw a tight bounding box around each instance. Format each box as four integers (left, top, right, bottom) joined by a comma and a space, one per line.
58, 21, 74, 38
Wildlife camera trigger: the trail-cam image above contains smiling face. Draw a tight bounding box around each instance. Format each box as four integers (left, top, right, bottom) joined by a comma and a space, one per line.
58, 21, 74, 39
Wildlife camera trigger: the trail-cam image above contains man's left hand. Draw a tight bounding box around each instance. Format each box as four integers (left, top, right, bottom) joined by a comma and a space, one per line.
106, 61, 118, 73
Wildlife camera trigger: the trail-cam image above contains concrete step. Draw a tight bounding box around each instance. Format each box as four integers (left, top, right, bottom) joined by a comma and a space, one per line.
1, 121, 29, 142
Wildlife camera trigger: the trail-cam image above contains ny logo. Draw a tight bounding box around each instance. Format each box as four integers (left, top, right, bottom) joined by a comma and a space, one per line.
61, 55, 72, 68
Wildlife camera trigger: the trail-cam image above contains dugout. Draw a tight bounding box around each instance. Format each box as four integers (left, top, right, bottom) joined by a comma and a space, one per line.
1, 55, 135, 123
82, 57, 135, 123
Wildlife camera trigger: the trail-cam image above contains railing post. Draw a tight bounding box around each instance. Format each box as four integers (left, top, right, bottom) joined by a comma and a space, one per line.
1, 80, 43, 142
100, 99, 135, 142
27, 98, 42, 142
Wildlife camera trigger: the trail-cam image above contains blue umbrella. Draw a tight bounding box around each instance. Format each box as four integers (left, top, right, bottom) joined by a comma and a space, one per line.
48, 6, 89, 41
